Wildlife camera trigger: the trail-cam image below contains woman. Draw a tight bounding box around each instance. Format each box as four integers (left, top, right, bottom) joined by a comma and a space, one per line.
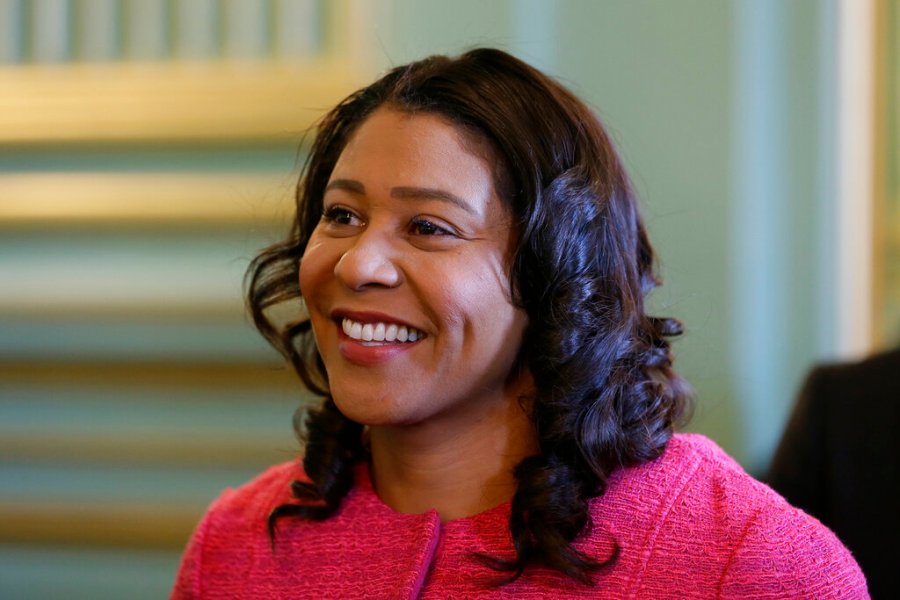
173, 49, 866, 598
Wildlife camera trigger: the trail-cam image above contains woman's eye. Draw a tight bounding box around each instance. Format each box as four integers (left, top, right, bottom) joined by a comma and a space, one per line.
322, 206, 361, 226
410, 218, 452, 236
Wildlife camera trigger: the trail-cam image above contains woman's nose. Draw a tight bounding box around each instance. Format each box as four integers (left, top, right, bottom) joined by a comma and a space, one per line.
333, 230, 402, 291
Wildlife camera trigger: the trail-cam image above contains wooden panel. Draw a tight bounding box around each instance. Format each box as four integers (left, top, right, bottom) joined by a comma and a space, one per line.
0, 360, 297, 388
0, 60, 363, 144
0, 362, 307, 463
0, 545, 180, 599
0, 430, 287, 468
0, 361, 312, 550
873, 0, 900, 345
0, 360, 308, 438
0, 1, 361, 593
0, 501, 204, 549
0, 171, 294, 225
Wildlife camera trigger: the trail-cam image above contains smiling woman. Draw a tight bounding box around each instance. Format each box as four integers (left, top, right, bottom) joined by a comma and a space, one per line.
171, 49, 867, 598
301, 109, 528, 439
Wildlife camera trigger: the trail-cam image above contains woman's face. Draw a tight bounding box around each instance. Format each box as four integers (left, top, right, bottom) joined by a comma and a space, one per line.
299, 107, 529, 427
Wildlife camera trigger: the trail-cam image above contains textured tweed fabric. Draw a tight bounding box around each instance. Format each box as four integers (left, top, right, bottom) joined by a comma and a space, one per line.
172, 434, 868, 599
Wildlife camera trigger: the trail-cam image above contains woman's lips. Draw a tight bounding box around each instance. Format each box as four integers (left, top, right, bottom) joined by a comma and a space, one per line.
335, 318, 424, 366
340, 317, 425, 343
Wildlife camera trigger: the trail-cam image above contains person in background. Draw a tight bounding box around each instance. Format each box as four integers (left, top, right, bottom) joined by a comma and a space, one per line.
769, 346, 899, 598
172, 48, 867, 598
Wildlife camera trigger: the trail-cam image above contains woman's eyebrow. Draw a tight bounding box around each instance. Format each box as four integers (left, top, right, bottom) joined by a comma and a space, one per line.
324, 179, 476, 214
390, 186, 475, 214
324, 179, 365, 194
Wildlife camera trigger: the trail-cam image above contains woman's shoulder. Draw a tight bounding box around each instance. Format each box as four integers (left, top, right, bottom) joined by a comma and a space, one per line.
201, 460, 305, 529
663, 431, 745, 470
172, 461, 305, 597
607, 433, 868, 597
601, 432, 755, 518
648, 433, 851, 545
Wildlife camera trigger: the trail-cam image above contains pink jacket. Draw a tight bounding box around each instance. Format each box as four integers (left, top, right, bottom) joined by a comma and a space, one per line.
172, 434, 868, 598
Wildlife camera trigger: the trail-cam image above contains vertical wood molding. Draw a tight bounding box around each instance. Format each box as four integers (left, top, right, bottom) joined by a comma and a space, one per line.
836, 0, 876, 357
870, 0, 894, 348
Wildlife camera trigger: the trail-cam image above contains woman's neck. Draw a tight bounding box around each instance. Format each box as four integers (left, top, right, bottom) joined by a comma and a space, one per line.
368, 392, 538, 522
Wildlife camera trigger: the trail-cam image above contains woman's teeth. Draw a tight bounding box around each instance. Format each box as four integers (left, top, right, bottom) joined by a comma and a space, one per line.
341, 318, 423, 343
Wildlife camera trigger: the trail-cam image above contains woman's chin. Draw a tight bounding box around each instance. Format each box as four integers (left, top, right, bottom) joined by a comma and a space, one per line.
331, 393, 408, 428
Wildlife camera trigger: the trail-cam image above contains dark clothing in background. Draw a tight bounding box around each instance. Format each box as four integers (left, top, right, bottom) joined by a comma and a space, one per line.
768, 348, 900, 599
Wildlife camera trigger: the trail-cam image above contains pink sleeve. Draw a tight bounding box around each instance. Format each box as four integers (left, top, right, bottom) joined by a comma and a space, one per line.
170, 509, 215, 599
718, 507, 869, 599
170, 490, 236, 600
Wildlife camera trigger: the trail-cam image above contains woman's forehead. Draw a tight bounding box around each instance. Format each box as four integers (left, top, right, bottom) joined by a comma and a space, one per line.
330, 110, 493, 200
333, 106, 512, 207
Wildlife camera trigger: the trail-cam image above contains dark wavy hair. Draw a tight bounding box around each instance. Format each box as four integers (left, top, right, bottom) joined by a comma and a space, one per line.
246, 48, 691, 585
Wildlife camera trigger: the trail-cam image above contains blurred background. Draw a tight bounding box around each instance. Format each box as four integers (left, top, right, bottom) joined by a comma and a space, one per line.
0, 0, 897, 597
